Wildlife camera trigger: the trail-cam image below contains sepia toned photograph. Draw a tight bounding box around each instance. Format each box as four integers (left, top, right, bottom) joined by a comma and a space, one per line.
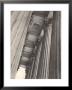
4, 4, 68, 86
11, 11, 61, 79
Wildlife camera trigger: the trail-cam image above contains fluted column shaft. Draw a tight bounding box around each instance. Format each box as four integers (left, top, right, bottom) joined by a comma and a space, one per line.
18, 12, 48, 78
